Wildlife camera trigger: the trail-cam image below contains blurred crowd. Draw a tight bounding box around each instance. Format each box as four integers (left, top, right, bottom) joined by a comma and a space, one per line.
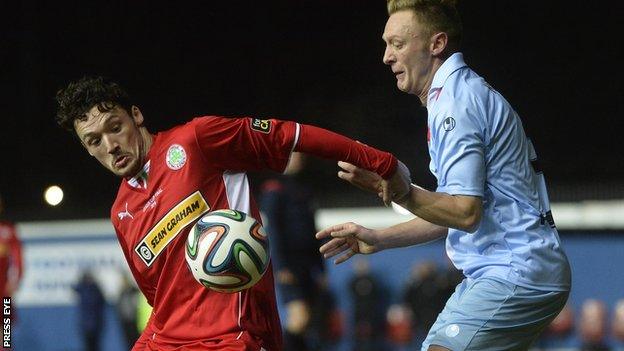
4, 179, 623, 351
65, 258, 624, 351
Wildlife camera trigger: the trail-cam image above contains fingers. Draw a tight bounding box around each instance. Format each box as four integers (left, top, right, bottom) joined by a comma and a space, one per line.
316, 222, 363, 265
327, 227, 359, 239
316, 223, 350, 240
334, 249, 357, 264
381, 181, 392, 207
321, 240, 357, 264
337, 170, 353, 182
337, 161, 357, 172
337, 161, 383, 194
319, 236, 346, 255
320, 238, 351, 259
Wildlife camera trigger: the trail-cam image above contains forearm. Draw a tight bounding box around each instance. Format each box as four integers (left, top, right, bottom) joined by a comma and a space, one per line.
294, 124, 397, 179
396, 184, 481, 232
376, 217, 447, 251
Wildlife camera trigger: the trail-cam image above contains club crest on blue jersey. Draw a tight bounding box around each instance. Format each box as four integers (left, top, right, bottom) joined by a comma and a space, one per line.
443, 117, 456, 131
166, 144, 187, 170
446, 324, 460, 338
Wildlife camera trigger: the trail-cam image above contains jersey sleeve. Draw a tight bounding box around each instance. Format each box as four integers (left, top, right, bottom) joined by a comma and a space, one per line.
431, 103, 485, 197
193, 116, 297, 173
194, 116, 398, 178
295, 124, 397, 179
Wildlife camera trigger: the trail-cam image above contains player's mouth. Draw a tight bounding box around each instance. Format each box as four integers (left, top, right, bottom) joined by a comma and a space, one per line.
114, 155, 130, 169
394, 71, 405, 80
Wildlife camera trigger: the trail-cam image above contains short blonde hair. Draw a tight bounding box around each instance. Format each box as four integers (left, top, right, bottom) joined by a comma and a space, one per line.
387, 0, 462, 52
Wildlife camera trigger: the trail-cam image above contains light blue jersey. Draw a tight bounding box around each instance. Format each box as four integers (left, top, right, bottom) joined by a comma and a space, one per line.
427, 53, 571, 292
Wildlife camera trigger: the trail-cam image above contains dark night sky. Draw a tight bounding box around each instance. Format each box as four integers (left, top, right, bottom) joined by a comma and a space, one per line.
2, 1, 623, 221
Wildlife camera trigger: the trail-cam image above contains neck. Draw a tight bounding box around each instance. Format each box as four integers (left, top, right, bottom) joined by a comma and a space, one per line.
417, 57, 445, 107
132, 128, 153, 178
140, 128, 153, 155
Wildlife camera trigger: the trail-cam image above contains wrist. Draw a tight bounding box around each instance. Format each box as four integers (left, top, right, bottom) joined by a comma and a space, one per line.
395, 183, 415, 207
371, 228, 387, 252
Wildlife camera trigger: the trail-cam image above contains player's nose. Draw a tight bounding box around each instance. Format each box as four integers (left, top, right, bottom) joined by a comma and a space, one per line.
382, 46, 395, 65
103, 135, 120, 154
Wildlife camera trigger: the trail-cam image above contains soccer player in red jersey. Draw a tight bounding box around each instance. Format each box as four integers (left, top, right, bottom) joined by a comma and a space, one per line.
55, 76, 410, 351
0, 194, 23, 299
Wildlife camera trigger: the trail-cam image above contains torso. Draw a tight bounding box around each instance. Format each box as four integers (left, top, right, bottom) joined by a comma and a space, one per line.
111, 118, 283, 348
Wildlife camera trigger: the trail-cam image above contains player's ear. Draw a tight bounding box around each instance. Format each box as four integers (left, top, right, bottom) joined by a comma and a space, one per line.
430, 31, 448, 56
131, 106, 144, 126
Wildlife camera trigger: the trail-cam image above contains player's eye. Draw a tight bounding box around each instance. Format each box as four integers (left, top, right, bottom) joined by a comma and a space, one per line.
111, 124, 121, 133
88, 138, 101, 146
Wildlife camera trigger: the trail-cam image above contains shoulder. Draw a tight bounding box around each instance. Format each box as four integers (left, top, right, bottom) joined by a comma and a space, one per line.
443, 68, 490, 111
191, 115, 245, 133
433, 68, 491, 128
157, 118, 205, 143
150, 117, 225, 157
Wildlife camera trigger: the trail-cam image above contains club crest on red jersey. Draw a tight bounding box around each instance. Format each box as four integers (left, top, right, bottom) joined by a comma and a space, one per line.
250, 118, 271, 134
166, 144, 187, 170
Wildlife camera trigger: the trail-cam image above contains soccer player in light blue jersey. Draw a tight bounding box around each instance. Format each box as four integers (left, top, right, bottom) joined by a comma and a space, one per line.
316, 1, 571, 350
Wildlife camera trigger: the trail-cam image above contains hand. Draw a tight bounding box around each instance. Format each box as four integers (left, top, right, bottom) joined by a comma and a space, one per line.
337, 161, 382, 194
315, 222, 380, 264
337, 160, 411, 206
380, 160, 411, 206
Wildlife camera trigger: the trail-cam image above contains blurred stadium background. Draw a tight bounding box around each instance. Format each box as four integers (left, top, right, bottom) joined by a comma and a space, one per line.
2, 1, 623, 350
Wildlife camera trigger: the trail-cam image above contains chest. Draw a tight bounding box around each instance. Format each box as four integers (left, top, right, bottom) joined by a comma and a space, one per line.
114, 145, 225, 280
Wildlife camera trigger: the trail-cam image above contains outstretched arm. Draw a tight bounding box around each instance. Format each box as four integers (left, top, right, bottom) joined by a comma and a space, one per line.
194, 117, 411, 205
395, 184, 481, 232
316, 217, 447, 264
295, 124, 411, 205
336, 162, 481, 232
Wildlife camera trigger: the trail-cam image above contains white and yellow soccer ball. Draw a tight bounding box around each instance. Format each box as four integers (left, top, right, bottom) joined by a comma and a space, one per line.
185, 209, 270, 293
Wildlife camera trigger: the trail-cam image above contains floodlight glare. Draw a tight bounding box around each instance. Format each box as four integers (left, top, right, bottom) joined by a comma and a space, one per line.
44, 185, 64, 206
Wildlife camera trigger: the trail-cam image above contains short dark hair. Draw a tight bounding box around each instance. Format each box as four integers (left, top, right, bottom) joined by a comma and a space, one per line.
55, 76, 133, 131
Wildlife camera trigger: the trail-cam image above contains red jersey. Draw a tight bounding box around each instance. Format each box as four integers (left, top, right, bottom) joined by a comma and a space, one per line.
0, 220, 23, 297
111, 116, 396, 351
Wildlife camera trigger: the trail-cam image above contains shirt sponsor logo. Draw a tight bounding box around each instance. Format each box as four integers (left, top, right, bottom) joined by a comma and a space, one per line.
135, 191, 210, 267
443, 117, 456, 131
166, 144, 187, 170
250, 118, 271, 134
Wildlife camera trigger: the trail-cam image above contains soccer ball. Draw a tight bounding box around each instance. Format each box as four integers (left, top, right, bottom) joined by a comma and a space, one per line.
185, 209, 270, 293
